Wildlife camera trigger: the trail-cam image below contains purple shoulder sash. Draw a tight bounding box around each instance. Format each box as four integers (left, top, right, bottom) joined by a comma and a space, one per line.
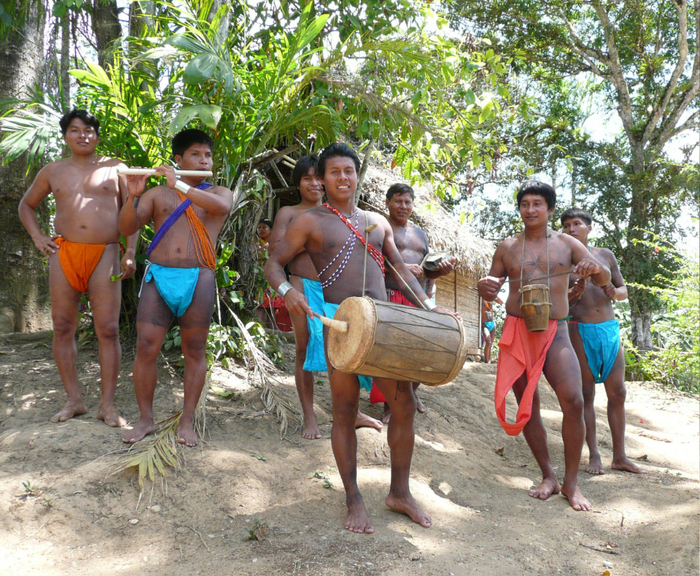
146, 181, 214, 257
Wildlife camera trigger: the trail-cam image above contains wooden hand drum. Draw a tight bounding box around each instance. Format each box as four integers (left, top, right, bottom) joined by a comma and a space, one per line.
519, 284, 551, 332
326, 297, 467, 386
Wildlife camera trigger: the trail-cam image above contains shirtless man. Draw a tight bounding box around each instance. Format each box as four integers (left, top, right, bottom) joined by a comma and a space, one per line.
266, 143, 453, 533
18, 108, 137, 426
481, 297, 503, 364
118, 129, 233, 447
478, 181, 611, 512
268, 156, 382, 439
561, 208, 646, 475
370, 183, 454, 422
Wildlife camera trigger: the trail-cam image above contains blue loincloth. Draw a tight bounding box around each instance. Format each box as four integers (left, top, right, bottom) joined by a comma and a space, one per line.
484, 320, 495, 332
577, 319, 620, 383
322, 301, 372, 391
142, 263, 199, 317
302, 278, 328, 372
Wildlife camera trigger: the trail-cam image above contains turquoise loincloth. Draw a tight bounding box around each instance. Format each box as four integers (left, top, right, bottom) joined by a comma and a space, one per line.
142, 263, 199, 318
577, 319, 620, 383
302, 278, 328, 372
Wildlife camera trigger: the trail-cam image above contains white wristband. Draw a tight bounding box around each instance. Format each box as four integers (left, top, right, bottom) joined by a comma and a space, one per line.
277, 281, 293, 297
423, 299, 436, 311
174, 180, 191, 195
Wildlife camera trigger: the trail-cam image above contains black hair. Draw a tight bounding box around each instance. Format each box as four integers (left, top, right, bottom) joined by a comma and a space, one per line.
516, 180, 556, 210
292, 155, 319, 188
59, 109, 100, 136
317, 143, 361, 176
171, 129, 214, 158
386, 183, 415, 201
560, 208, 592, 226
258, 219, 273, 228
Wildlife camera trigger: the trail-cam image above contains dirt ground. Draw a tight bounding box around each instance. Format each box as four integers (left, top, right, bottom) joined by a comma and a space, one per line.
0, 331, 698, 576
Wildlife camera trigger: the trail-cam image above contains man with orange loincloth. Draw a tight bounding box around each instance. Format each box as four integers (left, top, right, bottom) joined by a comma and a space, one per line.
18, 109, 138, 427
267, 155, 382, 439
561, 208, 646, 475
266, 143, 455, 533
118, 129, 232, 447
478, 181, 611, 511
369, 183, 454, 422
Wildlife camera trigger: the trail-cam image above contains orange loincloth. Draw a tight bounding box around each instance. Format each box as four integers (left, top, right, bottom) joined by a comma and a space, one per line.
56, 238, 106, 293
494, 315, 557, 436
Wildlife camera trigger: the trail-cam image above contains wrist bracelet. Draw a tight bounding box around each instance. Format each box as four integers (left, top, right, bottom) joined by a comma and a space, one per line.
174, 180, 191, 195
277, 281, 293, 297
424, 299, 437, 311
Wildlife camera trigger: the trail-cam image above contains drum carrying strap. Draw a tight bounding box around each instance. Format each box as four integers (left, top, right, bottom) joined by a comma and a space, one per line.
519, 229, 550, 301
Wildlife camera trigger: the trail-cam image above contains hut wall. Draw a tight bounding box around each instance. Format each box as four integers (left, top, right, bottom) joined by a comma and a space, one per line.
435, 271, 481, 357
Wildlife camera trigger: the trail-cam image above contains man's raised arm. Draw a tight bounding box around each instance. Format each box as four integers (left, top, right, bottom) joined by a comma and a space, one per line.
264, 213, 314, 317
569, 236, 611, 287
118, 173, 155, 236
157, 166, 232, 216
478, 243, 507, 301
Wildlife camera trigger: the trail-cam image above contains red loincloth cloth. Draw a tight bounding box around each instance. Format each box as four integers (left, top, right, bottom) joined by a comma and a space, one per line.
495, 315, 557, 436
370, 289, 415, 404
55, 238, 106, 293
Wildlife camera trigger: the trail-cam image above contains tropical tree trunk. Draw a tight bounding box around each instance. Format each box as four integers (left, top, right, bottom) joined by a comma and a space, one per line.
0, 3, 51, 333
92, 0, 122, 69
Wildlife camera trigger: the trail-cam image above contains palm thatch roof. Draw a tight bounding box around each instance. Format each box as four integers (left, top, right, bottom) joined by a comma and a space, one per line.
358, 162, 494, 275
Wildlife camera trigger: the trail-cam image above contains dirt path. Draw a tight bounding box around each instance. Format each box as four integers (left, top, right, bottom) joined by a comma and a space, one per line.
0, 333, 697, 575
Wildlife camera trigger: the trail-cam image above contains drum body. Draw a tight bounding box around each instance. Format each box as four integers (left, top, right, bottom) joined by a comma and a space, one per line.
326, 297, 467, 386
519, 284, 551, 332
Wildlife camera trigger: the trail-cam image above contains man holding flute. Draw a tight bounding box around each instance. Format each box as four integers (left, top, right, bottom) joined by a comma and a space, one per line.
18, 108, 137, 427
118, 129, 232, 447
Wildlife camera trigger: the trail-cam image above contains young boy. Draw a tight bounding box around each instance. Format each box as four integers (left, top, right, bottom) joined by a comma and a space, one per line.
118, 129, 232, 447
478, 181, 611, 511
561, 208, 645, 475
18, 108, 137, 426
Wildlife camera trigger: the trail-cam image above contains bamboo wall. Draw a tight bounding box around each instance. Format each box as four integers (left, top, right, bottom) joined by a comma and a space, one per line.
435, 270, 481, 357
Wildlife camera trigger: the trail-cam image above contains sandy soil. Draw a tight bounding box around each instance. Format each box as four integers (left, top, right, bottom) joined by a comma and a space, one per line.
0, 331, 698, 576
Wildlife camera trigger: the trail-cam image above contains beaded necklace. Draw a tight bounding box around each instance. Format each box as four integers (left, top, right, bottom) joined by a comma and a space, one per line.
318, 209, 358, 288
323, 203, 385, 275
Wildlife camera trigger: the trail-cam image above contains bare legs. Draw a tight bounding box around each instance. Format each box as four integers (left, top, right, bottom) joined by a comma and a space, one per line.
328, 361, 429, 533
569, 325, 646, 474
122, 269, 214, 447
482, 326, 495, 363
513, 322, 590, 511
48, 245, 124, 426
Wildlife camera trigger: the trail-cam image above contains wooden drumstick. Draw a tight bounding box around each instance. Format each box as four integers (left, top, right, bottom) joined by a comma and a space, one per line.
117, 168, 214, 177
317, 315, 348, 333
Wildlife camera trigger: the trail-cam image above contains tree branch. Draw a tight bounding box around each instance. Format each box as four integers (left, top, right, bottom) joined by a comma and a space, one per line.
640, 0, 690, 146
589, 0, 637, 143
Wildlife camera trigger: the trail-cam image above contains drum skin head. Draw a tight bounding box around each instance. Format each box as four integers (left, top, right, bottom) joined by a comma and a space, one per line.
327, 297, 376, 372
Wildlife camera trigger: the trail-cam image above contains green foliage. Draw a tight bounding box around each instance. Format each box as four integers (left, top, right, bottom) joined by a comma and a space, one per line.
624, 243, 699, 393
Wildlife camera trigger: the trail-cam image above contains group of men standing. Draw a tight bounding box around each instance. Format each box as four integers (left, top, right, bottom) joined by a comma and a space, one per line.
19, 108, 643, 536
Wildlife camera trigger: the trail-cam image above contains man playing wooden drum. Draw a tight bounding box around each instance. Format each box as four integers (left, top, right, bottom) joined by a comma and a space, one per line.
478, 181, 611, 512
265, 143, 454, 534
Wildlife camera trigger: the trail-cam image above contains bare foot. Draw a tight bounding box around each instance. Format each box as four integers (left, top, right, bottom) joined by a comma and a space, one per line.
97, 403, 127, 428
121, 418, 156, 444
51, 399, 87, 423
344, 495, 374, 534
611, 457, 648, 474
301, 418, 323, 440
585, 454, 606, 475
177, 418, 199, 447
561, 484, 592, 511
386, 492, 432, 528
528, 476, 561, 500
415, 395, 426, 414
355, 410, 383, 431
382, 403, 392, 424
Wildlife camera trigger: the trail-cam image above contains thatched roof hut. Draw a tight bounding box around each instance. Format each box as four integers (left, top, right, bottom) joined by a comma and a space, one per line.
358, 163, 495, 359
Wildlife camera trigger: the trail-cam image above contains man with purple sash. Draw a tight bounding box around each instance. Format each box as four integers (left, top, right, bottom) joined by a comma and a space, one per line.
118, 129, 232, 447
